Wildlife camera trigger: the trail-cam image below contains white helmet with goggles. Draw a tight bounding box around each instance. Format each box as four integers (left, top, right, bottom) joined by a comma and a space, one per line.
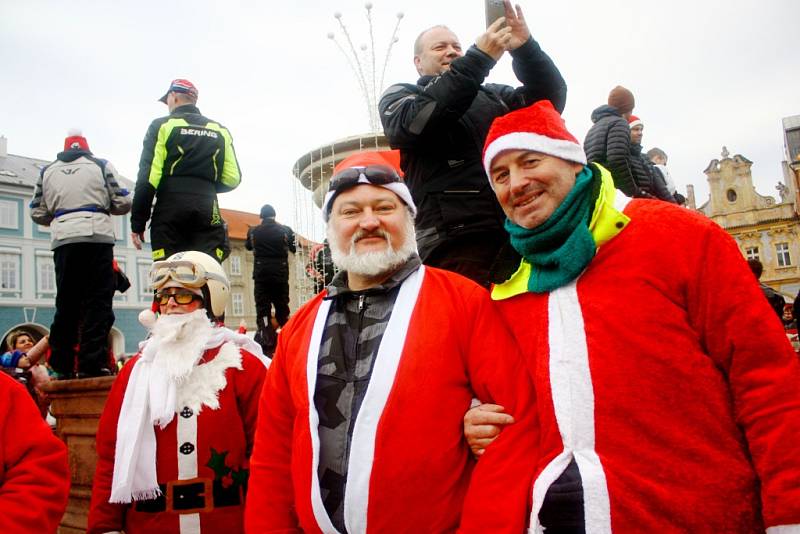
149, 251, 230, 318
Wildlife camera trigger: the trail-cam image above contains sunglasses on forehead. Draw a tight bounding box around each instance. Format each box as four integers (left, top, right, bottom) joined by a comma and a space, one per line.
154, 289, 203, 306
328, 165, 403, 192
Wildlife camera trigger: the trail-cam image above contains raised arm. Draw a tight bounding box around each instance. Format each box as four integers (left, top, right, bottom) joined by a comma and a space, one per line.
496, 2, 567, 112
379, 20, 510, 147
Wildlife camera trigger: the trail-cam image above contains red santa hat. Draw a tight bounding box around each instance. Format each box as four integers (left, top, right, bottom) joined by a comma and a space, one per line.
628, 115, 643, 129
482, 100, 586, 184
321, 150, 416, 222
63, 128, 90, 152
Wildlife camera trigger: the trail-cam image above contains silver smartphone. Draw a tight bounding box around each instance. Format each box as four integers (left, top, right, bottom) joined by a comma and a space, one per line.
485, 0, 506, 27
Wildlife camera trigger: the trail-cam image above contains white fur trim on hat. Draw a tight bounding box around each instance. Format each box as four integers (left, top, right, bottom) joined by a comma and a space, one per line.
321, 175, 417, 222
628, 118, 643, 129
483, 132, 588, 179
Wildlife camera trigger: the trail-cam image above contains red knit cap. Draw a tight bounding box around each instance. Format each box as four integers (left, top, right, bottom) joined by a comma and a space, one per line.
322, 150, 416, 222
482, 100, 586, 185
63, 129, 90, 152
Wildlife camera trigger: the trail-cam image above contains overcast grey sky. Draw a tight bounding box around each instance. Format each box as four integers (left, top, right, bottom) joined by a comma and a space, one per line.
2, 0, 797, 241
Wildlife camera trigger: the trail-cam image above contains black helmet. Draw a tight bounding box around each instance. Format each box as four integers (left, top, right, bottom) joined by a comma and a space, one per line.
260, 204, 276, 219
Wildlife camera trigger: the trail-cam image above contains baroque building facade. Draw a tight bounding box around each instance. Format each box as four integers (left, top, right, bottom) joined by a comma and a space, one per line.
693, 141, 800, 300
0, 135, 155, 354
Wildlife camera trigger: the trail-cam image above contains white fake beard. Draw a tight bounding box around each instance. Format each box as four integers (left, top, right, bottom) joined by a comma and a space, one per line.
149, 309, 214, 382
328, 210, 417, 277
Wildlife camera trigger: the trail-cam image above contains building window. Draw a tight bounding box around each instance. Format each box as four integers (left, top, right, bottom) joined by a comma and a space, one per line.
231, 293, 244, 316
745, 246, 760, 261
36, 254, 56, 294
230, 255, 242, 276
776, 243, 792, 267
787, 127, 800, 162
138, 260, 153, 299
113, 216, 124, 241
726, 189, 737, 202
0, 253, 20, 293
0, 200, 18, 229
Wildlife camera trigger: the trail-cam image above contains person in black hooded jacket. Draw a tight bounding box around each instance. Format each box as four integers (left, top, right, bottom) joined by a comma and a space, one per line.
583, 86, 641, 197
628, 116, 675, 202
379, 0, 566, 288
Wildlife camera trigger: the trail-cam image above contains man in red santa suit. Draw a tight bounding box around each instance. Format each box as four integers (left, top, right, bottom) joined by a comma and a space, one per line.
0, 371, 69, 532
245, 151, 538, 533
466, 100, 800, 532
88, 250, 267, 534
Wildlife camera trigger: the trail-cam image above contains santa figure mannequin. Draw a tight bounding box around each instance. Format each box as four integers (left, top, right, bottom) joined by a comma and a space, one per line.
88, 251, 267, 534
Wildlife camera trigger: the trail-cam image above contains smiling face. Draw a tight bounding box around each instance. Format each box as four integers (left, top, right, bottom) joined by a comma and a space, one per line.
489, 150, 583, 229
13, 334, 34, 352
327, 184, 416, 288
414, 26, 463, 76
328, 184, 409, 255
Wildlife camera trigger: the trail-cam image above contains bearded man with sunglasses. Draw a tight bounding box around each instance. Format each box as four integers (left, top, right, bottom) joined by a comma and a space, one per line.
246, 151, 537, 533
88, 251, 267, 534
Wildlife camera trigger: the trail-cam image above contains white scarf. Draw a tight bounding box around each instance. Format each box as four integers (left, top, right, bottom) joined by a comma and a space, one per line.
109, 310, 267, 503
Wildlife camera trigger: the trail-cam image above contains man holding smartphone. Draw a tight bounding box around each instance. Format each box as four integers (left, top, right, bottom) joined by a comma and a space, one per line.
379, 0, 566, 288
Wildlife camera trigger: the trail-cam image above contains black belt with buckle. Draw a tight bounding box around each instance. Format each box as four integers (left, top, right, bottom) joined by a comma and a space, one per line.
134, 477, 244, 514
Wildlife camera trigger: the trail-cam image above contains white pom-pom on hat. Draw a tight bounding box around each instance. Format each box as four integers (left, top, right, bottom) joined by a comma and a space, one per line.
138, 308, 157, 330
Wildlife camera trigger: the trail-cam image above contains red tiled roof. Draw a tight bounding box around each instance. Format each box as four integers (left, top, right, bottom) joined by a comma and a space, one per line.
221, 208, 261, 241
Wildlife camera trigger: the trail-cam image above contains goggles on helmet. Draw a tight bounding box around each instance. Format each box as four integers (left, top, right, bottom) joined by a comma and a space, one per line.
149, 259, 228, 291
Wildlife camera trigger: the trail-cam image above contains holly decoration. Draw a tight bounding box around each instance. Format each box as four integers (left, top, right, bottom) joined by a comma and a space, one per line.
206, 448, 231, 480
206, 447, 249, 490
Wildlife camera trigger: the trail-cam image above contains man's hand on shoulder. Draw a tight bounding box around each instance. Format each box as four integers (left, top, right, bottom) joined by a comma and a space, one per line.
504, 0, 531, 50
464, 403, 514, 457
476, 18, 513, 61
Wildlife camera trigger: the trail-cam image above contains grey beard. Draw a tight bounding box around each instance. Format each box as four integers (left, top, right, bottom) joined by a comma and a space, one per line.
327, 211, 417, 277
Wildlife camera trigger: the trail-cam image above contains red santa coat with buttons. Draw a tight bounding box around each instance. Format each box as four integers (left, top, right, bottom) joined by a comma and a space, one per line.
88, 344, 266, 534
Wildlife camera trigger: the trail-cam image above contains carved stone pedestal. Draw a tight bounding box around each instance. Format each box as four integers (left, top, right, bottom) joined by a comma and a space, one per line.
43, 376, 115, 534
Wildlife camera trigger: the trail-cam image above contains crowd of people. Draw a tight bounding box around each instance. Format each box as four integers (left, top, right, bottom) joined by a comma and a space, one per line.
3, 0, 800, 532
